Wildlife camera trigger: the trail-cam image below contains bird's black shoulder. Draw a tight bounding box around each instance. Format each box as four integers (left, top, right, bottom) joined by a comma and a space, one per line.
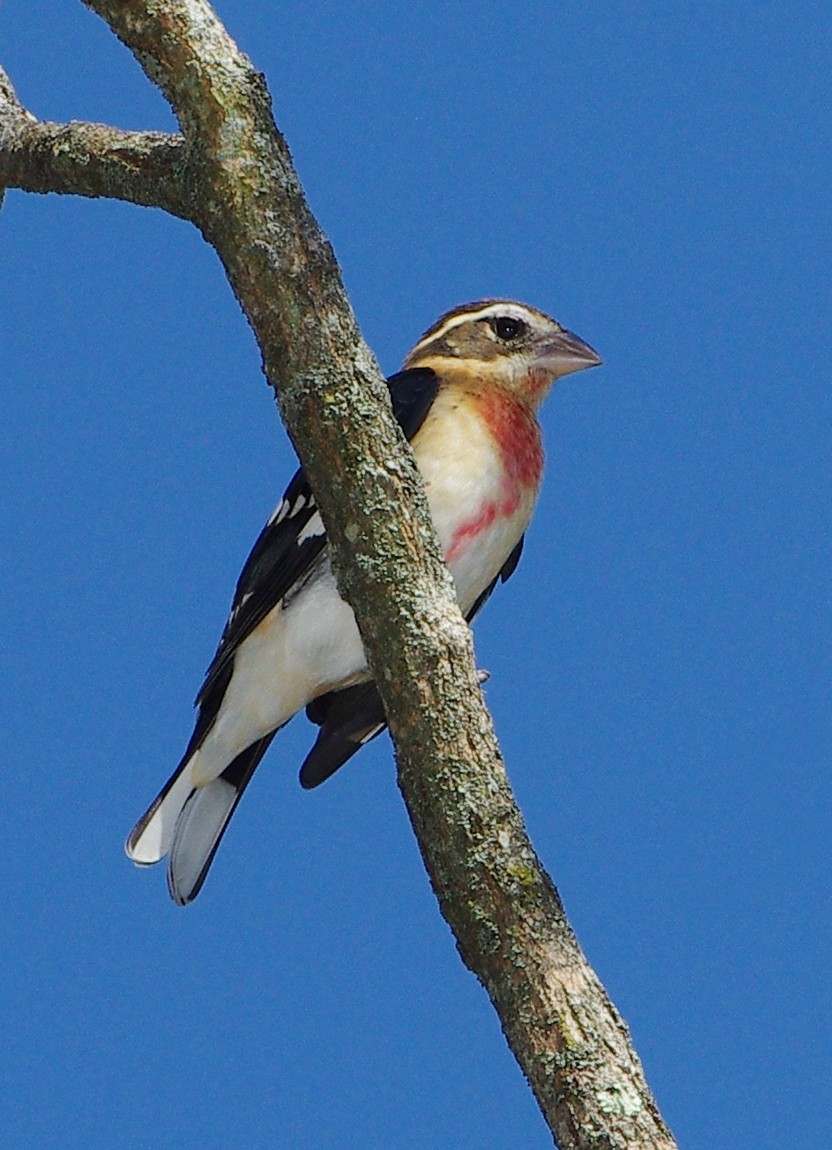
387, 367, 440, 441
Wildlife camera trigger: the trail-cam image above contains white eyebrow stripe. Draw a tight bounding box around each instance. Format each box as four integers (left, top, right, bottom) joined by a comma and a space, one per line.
407, 303, 538, 359
411, 306, 498, 350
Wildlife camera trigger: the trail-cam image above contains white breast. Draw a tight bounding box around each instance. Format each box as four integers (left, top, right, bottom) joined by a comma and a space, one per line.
412, 389, 538, 614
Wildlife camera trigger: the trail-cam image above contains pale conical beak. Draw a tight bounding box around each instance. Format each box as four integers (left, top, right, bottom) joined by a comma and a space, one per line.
537, 328, 602, 378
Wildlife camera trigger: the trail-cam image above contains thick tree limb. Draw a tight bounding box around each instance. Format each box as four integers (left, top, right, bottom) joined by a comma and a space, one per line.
0, 5, 677, 1147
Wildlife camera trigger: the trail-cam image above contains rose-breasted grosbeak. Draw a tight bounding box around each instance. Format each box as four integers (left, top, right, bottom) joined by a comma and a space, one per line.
126, 300, 601, 903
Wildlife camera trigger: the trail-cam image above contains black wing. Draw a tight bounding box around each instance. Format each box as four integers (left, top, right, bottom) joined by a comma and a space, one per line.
298, 534, 526, 788
300, 682, 387, 789
464, 534, 524, 621
192, 368, 441, 740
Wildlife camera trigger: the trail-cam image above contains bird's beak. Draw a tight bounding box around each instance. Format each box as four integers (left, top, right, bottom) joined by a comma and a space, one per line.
537, 328, 602, 377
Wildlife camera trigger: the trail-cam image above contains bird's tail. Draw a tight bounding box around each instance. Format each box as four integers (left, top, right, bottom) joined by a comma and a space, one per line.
125, 734, 275, 905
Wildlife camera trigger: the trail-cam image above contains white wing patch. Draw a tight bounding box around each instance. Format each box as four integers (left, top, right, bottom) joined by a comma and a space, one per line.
296, 511, 325, 545
267, 490, 316, 526
267, 499, 289, 526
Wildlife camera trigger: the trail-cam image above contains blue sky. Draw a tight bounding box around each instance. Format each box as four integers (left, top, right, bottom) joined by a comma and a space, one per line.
2, 2, 830, 1147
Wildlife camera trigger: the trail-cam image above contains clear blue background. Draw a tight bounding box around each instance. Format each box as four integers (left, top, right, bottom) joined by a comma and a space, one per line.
2, 2, 829, 1147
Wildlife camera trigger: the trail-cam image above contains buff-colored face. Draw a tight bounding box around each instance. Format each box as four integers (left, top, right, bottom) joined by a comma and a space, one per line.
404, 300, 601, 393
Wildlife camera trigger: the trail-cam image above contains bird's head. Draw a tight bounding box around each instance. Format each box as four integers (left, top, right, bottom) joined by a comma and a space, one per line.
403, 300, 601, 405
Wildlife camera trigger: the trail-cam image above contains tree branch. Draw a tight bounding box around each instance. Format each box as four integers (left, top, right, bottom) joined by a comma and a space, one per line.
0, 66, 188, 215
1, 4, 678, 1146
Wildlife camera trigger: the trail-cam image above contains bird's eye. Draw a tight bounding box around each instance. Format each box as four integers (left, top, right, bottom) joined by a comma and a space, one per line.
491, 316, 526, 341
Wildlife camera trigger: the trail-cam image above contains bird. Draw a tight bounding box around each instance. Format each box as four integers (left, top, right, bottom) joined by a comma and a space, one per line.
126, 300, 601, 904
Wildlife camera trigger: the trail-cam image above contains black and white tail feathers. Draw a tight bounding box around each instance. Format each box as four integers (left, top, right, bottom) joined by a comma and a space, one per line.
126, 735, 275, 905
124, 692, 389, 905
125, 689, 389, 905
166, 736, 275, 904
